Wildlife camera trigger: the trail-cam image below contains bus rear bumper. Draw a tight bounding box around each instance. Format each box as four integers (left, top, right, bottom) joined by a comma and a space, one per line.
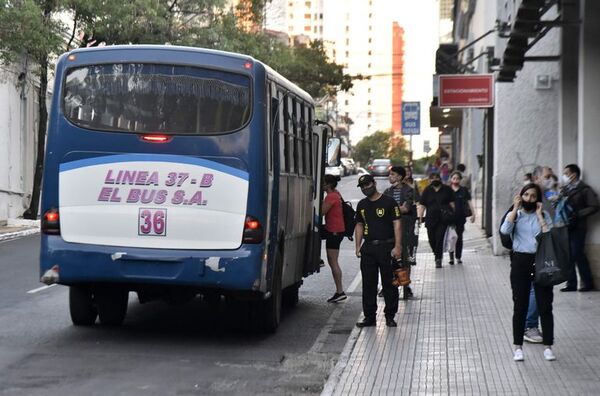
40, 236, 265, 292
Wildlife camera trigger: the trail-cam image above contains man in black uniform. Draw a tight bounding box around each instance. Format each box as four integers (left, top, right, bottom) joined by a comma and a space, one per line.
355, 174, 402, 328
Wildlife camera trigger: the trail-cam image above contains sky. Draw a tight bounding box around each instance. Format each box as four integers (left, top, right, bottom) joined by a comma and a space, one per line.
393, 0, 441, 159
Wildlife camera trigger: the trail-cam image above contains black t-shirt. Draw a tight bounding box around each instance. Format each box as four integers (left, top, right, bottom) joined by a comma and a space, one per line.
419, 184, 455, 226
453, 186, 472, 223
355, 194, 401, 241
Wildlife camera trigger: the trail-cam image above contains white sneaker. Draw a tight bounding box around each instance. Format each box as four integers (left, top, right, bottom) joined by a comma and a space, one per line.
513, 348, 524, 361
524, 327, 543, 343
544, 348, 556, 361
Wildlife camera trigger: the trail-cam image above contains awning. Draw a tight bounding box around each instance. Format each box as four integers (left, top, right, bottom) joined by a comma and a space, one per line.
498, 0, 560, 82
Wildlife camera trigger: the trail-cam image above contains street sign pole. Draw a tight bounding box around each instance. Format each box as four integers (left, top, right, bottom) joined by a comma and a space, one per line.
402, 101, 420, 164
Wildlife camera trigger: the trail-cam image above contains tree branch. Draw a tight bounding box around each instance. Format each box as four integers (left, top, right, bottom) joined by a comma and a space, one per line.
66, 11, 78, 52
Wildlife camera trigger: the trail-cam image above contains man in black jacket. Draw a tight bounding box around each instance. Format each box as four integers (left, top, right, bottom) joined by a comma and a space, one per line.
560, 164, 600, 292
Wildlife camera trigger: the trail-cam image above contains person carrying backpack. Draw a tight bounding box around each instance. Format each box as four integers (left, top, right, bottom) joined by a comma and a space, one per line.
559, 164, 599, 292
321, 174, 347, 303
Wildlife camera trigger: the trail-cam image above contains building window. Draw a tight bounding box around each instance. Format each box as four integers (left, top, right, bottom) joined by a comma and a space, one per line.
345, 100, 349, 105
368, 100, 371, 105
368, 63, 371, 68
320, 26, 323, 33
346, 38, 350, 45
304, 25, 311, 31
368, 112, 372, 118
345, 26, 349, 32
369, 13, 372, 18
314, 26, 317, 33
368, 50, 372, 55
305, 1, 311, 7
369, 26, 372, 31
368, 38, 372, 43
320, 13, 323, 19
304, 13, 311, 19
345, 51, 349, 57
368, 88, 371, 93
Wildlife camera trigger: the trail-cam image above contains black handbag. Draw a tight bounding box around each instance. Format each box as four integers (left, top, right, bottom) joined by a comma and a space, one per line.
535, 226, 572, 286
463, 200, 473, 218
440, 207, 455, 225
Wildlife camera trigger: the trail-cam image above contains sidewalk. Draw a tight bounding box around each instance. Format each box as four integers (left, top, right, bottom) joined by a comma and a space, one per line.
323, 222, 600, 395
0, 219, 40, 242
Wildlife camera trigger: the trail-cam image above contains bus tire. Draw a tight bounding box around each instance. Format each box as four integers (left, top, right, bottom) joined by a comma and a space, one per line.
69, 286, 97, 326
96, 287, 129, 326
282, 284, 300, 308
260, 250, 283, 333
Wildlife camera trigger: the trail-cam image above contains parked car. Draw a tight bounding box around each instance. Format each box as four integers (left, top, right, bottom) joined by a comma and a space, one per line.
340, 158, 357, 175
368, 158, 392, 177
325, 165, 344, 178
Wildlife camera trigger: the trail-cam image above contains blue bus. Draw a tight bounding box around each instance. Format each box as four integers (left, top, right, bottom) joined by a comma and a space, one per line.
39, 45, 338, 332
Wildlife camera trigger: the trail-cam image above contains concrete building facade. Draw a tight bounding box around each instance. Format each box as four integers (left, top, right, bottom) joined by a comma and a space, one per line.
442, 0, 600, 287
0, 61, 38, 222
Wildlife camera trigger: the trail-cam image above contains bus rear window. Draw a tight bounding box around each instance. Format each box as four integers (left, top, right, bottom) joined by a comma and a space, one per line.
63, 63, 251, 135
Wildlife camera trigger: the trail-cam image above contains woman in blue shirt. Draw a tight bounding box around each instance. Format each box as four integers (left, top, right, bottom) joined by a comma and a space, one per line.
500, 183, 556, 362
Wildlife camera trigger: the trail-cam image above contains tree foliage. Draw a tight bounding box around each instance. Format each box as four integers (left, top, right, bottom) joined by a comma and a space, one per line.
0, 0, 354, 217
353, 131, 410, 167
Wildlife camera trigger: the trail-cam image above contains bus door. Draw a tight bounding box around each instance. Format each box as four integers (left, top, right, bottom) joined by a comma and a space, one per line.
304, 123, 338, 276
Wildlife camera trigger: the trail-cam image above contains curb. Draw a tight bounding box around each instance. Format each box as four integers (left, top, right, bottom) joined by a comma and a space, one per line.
0, 227, 40, 242
320, 320, 361, 396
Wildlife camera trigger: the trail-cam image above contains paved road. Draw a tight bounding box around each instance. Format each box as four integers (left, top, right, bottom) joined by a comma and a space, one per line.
0, 174, 383, 396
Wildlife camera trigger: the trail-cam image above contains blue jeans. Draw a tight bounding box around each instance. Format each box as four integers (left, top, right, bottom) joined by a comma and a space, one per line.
525, 285, 539, 329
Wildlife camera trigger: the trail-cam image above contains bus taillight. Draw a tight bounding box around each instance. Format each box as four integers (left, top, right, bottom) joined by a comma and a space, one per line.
141, 134, 171, 143
243, 215, 263, 244
42, 208, 61, 235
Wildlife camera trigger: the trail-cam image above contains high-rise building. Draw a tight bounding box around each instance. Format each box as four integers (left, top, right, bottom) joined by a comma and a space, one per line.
238, 0, 405, 144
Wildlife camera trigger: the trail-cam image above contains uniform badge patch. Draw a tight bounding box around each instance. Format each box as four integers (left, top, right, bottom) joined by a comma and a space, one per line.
376, 208, 385, 217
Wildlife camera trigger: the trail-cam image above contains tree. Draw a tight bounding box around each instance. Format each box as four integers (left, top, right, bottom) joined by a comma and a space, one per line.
0, 0, 353, 218
0, 0, 66, 219
353, 131, 409, 167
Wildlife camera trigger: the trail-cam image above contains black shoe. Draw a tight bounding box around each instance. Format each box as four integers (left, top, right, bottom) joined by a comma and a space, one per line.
560, 286, 577, 292
579, 286, 594, 292
385, 317, 397, 327
356, 318, 376, 328
403, 286, 413, 299
457, 259, 463, 264
449, 260, 454, 265
435, 260, 442, 268
327, 292, 347, 303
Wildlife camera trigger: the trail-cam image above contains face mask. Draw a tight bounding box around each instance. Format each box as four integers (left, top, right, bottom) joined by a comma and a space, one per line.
561, 174, 571, 184
361, 186, 376, 197
522, 201, 536, 212
431, 180, 442, 188
543, 179, 554, 190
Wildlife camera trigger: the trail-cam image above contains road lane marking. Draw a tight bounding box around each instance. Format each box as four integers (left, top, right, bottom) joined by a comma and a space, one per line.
27, 284, 57, 294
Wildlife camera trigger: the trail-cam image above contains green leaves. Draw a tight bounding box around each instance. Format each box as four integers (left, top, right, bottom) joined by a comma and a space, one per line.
0, 0, 64, 65
353, 131, 409, 167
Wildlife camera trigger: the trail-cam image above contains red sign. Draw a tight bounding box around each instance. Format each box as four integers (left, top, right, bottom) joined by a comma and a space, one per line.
438, 74, 494, 108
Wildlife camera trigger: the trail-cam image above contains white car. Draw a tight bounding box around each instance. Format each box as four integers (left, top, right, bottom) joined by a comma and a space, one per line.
325, 165, 344, 177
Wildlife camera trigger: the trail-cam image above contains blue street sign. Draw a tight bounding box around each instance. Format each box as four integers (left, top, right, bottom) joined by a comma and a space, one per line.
401, 101, 420, 135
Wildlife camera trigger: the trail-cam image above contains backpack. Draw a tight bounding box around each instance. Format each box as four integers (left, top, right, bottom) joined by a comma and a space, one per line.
340, 198, 356, 240
499, 205, 515, 250
554, 195, 576, 228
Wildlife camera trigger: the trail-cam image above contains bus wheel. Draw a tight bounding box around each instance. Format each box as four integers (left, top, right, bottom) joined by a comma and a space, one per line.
282, 284, 300, 309
260, 251, 283, 333
95, 287, 129, 326
69, 286, 97, 326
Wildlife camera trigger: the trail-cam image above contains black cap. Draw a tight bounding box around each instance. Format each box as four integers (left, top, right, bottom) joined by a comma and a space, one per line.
357, 174, 375, 187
